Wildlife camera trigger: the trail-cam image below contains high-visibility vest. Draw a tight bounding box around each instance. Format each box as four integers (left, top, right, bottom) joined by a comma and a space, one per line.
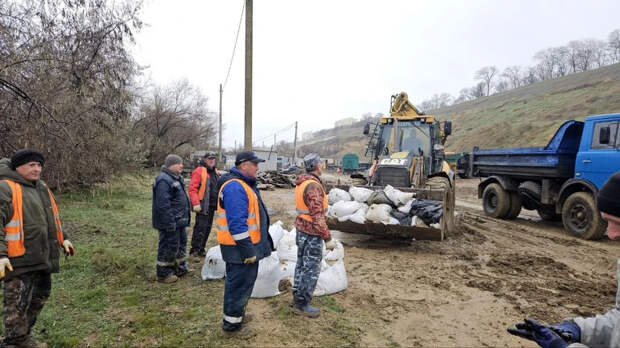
295, 178, 328, 222
2, 180, 64, 258
197, 167, 218, 201
216, 179, 261, 245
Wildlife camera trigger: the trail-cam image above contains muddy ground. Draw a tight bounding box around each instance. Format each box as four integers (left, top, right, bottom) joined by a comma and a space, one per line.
253, 178, 620, 347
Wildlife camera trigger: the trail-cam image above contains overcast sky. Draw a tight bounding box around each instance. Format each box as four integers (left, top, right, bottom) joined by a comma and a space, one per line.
132, 0, 619, 149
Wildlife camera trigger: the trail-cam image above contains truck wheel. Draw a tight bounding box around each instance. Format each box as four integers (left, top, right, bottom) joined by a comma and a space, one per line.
561, 192, 607, 240
537, 207, 561, 221
482, 183, 510, 218
505, 192, 522, 219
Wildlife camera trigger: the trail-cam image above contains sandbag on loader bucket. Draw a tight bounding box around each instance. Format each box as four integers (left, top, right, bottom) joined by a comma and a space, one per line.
325, 177, 455, 241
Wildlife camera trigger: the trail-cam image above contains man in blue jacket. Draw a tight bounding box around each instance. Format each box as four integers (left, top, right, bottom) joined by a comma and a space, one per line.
216, 151, 274, 338
152, 154, 191, 283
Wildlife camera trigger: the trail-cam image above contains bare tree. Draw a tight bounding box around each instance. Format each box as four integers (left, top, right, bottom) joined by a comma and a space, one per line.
133, 80, 217, 167
470, 82, 486, 99
494, 80, 509, 93
502, 66, 522, 89
474, 66, 498, 96
609, 29, 620, 63
0, 0, 143, 188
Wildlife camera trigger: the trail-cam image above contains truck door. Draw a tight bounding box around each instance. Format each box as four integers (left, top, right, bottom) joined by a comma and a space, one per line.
576, 120, 620, 189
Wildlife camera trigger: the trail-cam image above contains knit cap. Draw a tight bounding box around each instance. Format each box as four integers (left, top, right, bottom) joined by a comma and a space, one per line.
164, 154, 183, 168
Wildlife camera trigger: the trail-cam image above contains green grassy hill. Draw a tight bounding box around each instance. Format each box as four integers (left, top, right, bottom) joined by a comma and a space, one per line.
303, 63, 620, 160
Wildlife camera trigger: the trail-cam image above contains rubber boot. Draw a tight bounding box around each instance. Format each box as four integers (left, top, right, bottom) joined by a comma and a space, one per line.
293, 303, 320, 318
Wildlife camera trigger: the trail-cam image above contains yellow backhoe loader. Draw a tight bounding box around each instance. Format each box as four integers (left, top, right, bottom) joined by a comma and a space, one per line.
326, 92, 455, 241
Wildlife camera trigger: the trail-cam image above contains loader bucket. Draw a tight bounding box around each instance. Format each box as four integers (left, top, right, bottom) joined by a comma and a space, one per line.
325, 178, 454, 241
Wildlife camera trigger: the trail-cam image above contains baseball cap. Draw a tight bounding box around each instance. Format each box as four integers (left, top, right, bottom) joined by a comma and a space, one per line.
204, 151, 217, 159
235, 151, 266, 166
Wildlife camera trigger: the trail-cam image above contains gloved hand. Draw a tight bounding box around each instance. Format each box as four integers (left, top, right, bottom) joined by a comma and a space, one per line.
0, 257, 13, 279
508, 318, 568, 348
62, 240, 75, 255
192, 205, 202, 213
324, 239, 336, 251
243, 256, 257, 264
549, 321, 580, 343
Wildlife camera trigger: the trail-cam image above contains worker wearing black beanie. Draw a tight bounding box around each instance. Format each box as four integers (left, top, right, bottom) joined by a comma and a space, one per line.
597, 171, 620, 240
9, 149, 45, 170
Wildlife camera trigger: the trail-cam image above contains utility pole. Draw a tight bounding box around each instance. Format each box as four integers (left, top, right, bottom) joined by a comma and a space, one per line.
218, 83, 223, 163
293, 121, 298, 166
273, 134, 276, 148
244, 0, 253, 150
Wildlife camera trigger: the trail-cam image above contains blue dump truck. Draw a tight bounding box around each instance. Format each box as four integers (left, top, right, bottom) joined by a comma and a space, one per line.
461, 113, 620, 239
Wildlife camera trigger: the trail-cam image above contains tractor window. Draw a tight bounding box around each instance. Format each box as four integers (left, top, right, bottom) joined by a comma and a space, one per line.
398, 122, 431, 155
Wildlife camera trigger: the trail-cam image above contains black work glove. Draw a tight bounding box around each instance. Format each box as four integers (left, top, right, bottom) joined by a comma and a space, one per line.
508, 318, 569, 348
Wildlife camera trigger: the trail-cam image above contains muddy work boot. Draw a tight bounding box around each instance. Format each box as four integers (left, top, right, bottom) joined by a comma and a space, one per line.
242, 313, 253, 324
189, 253, 203, 263
292, 303, 320, 318
222, 326, 256, 339
158, 274, 178, 284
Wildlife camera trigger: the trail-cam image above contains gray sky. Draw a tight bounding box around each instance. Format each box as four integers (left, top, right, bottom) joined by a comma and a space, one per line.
132, 0, 619, 148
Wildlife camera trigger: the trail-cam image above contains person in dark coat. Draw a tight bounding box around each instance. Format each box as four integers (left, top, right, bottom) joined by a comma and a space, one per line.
216, 151, 274, 338
152, 154, 191, 283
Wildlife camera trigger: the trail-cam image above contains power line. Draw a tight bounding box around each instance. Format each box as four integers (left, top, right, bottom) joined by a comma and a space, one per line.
252, 122, 297, 146
223, 0, 245, 90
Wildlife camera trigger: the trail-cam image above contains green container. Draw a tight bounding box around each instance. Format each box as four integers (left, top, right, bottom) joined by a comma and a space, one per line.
342, 153, 359, 171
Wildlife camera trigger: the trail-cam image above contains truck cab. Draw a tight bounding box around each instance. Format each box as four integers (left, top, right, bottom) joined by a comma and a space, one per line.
576, 114, 620, 188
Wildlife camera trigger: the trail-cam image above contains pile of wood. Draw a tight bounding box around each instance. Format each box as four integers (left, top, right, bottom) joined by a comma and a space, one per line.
257, 171, 297, 190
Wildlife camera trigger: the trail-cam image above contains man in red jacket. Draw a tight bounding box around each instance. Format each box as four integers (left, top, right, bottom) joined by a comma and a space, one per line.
188, 151, 220, 262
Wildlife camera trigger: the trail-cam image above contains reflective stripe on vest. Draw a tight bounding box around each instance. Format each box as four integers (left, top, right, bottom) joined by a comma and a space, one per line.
2, 180, 64, 258
216, 179, 260, 245
295, 178, 328, 222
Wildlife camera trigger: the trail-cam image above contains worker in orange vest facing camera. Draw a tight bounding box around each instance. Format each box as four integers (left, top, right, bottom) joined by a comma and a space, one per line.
0, 149, 75, 348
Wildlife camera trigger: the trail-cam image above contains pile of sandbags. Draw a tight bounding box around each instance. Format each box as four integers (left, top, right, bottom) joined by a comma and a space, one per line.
201, 221, 348, 298
327, 185, 442, 228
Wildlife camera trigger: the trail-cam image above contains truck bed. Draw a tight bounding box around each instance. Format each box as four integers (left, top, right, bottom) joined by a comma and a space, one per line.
470, 120, 583, 179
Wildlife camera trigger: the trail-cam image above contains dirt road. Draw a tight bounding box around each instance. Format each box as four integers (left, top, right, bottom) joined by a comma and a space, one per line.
255, 178, 619, 347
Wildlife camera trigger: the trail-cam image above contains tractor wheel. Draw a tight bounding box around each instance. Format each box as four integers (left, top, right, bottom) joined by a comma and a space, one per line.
482, 183, 510, 218
561, 192, 607, 240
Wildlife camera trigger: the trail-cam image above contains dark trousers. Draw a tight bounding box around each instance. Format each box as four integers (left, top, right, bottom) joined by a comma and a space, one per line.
293, 231, 323, 306
157, 226, 188, 278
190, 206, 215, 256
2, 271, 51, 344
222, 262, 258, 332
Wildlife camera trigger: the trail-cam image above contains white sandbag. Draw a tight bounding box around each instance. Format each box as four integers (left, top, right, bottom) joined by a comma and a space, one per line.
324, 240, 345, 261
431, 222, 441, 229
280, 260, 296, 279
365, 204, 393, 224
277, 228, 298, 262
251, 253, 283, 298
386, 217, 400, 225
201, 246, 226, 280
398, 198, 415, 213
411, 216, 429, 228
269, 221, 286, 246
349, 186, 373, 203
337, 207, 366, 224
314, 259, 348, 296
331, 200, 362, 218
328, 188, 351, 205
384, 185, 415, 206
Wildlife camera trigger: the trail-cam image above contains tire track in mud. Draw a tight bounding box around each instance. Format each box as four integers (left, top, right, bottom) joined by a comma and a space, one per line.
450, 212, 618, 322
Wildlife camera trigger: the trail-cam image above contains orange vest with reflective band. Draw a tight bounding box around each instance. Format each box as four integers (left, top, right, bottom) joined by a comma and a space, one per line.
3, 180, 64, 258
198, 167, 218, 201
216, 179, 261, 245
295, 178, 328, 222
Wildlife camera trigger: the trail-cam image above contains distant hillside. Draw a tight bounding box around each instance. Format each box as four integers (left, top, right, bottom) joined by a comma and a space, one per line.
300, 63, 620, 161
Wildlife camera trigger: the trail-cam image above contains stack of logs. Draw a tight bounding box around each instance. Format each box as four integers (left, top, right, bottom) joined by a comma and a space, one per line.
257, 171, 297, 190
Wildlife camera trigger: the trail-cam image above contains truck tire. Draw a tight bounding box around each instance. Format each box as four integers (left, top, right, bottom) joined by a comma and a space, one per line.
561, 192, 607, 240
537, 207, 562, 221
505, 191, 522, 219
482, 183, 510, 218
